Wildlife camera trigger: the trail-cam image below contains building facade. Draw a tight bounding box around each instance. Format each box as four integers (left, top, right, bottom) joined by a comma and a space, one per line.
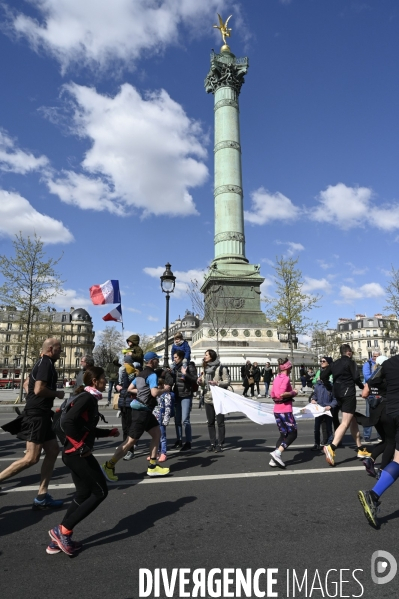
336, 314, 399, 362
0, 306, 95, 387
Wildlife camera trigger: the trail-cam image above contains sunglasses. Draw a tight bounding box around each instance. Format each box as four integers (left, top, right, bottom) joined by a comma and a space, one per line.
320, 359, 327, 363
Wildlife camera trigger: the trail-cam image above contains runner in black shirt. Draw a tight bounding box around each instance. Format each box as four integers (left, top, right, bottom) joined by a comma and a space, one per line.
0, 338, 65, 510
358, 354, 399, 528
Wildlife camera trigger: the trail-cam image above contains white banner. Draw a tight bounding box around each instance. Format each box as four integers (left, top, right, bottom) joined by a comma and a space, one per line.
210, 386, 331, 425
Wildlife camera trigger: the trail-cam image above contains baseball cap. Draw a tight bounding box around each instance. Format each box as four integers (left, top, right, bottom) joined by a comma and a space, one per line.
144, 351, 162, 361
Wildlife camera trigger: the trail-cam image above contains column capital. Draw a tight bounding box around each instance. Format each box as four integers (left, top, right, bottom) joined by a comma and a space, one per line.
205, 51, 249, 95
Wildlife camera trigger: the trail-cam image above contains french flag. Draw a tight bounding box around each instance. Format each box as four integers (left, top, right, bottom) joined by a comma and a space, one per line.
102, 305, 123, 323
89, 280, 121, 305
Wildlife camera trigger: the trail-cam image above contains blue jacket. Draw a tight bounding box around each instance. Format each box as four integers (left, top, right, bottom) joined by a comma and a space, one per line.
362, 359, 376, 383
312, 380, 338, 408
170, 340, 191, 362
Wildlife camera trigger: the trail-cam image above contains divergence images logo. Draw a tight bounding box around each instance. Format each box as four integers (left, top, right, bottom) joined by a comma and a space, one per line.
371, 551, 398, 585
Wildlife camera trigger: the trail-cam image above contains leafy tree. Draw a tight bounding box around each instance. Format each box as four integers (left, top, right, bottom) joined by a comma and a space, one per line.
307, 322, 343, 360
263, 256, 321, 371
0, 234, 64, 402
93, 325, 124, 368
139, 333, 155, 355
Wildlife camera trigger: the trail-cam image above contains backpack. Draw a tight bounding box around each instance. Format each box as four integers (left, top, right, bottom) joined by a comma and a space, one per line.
52, 392, 88, 444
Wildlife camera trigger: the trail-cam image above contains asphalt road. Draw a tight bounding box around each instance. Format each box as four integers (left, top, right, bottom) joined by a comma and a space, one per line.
1, 408, 399, 599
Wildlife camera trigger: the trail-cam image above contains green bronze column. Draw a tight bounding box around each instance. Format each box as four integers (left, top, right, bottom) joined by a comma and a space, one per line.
205, 48, 249, 265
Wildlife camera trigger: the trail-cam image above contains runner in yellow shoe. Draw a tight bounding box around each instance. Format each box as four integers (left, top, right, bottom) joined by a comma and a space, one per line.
102, 352, 170, 481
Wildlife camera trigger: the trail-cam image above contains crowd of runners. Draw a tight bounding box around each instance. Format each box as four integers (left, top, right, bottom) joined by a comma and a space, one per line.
0, 335, 398, 556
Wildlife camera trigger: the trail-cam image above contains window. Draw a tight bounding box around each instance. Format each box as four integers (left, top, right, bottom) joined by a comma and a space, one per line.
18, 335, 22, 342
368, 351, 373, 359
7, 323, 12, 330
4, 345, 10, 354
368, 320, 374, 326
340, 325, 343, 331
358, 340, 361, 347
374, 340, 379, 347
62, 325, 65, 331
19, 324, 24, 331
77, 325, 81, 332
75, 358, 80, 367
16, 346, 21, 354
61, 336, 65, 342
8, 313, 14, 320
59, 358, 64, 366
62, 314, 67, 322
4, 358, 8, 366
348, 324, 352, 330
367, 340, 372, 347
357, 321, 362, 328
373, 330, 378, 337
6, 334, 10, 342
366, 330, 371, 337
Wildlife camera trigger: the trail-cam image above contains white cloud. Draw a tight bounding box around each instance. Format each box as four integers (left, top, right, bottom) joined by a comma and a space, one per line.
147, 315, 159, 322
143, 266, 205, 299
8, 0, 226, 72
50, 288, 91, 310
317, 260, 333, 270
261, 258, 274, 266
276, 240, 304, 256
0, 189, 73, 244
244, 188, 300, 225
260, 277, 274, 296
127, 307, 142, 314
0, 129, 48, 174
371, 205, 399, 231
345, 262, 369, 276
45, 83, 208, 217
302, 277, 332, 294
339, 282, 385, 303
311, 183, 372, 230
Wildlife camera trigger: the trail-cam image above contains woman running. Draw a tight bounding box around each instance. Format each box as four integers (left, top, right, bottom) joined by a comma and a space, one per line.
47, 367, 119, 556
269, 358, 298, 469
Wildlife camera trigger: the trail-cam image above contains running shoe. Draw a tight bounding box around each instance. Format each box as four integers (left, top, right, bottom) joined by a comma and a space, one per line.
311, 444, 321, 451
48, 526, 77, 556
357, 448, 372, 458
362, 457, 376, 478
123, 451, 134, 461
206, 445, 215, 452
270, 450, 285, 468
269, 459, 277, 468
32, 493, 64, 511
214, 445, 223, 453
357, 490, 380, 528
172, 440, 182, 449
46, 539, 83, 554
180, 442, 191, 452
323, 444, 335, 467
147, 465, 170, 477
101, 462, 118, 482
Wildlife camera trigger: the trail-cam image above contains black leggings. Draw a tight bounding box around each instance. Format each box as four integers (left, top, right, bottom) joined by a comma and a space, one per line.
371, 415, 396, 470
62, 453, 108, 531
121, 407, 132, 442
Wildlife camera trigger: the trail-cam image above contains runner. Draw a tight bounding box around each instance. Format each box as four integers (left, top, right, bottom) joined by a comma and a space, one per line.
101, 352, 170, 481
0, 338, 65, 509
269, 358, 298, 469
322, 344, 370, 467
47, 367, 119, 555
358, 352, 399, 528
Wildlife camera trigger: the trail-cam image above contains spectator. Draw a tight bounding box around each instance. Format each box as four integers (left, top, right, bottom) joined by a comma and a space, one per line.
299, 364, 307, 393
252, 362, 262, 398
170, 332, 191, 364
261, 361, 273, 398
171, 349, 197, 451
199, 349, 231, 452
122, 334, 144, 367
150, 378, 174, 462
310, 376, 337, 451
75, 355, 94, 388
105, 358, 121, 407
361, 351, 381, 442
241, 361, 254, 397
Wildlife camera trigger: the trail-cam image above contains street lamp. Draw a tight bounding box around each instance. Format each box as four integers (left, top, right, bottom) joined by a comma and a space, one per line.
160, 263, 176, 368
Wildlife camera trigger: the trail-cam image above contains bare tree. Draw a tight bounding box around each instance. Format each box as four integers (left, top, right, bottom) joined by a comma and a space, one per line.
384, 265, 399, 319
93, 325, 124, 368
0, 234, 64, 402
263, 256, 321, 370
307, 322, 342, 360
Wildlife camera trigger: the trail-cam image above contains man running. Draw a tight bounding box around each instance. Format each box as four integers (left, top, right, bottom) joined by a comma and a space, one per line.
358, 352, 399, 528
101, 352, 170, 480
0, 338, 64, 509
322, 344, 370, 466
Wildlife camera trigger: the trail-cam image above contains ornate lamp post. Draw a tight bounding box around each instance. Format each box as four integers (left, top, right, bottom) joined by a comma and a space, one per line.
160, 263, 176, 368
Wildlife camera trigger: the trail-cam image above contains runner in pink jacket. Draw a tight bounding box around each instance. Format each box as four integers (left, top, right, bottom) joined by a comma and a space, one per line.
269, 358, 298, 469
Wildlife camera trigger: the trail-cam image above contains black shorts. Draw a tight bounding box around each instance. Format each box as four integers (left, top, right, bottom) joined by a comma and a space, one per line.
128, 409, 159, 440
337, 395, 356, 415
18, 410, 56, 444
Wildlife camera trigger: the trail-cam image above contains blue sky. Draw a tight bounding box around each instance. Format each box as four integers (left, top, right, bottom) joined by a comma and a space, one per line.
0, 0, 398, 340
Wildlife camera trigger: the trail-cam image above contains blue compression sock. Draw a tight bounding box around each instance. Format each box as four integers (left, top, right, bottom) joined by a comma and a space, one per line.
372, 462, 399, 498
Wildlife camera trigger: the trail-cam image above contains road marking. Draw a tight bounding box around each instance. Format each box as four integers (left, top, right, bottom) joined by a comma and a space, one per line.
0, 465, 366, 493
